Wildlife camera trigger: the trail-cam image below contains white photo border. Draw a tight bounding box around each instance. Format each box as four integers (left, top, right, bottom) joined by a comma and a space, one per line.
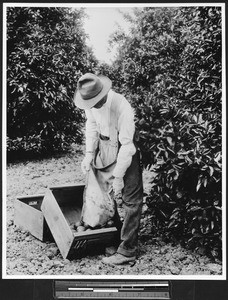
2, 2, 226, 280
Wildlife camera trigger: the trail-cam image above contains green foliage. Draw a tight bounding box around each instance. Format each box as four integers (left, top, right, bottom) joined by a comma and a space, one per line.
110, 6, 222, 258
145, 105, 221, 258
7, 7, 97, 159
94, 62, 124, 92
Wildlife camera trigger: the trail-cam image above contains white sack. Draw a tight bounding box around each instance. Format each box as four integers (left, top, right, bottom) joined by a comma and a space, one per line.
81, 168, 115, 228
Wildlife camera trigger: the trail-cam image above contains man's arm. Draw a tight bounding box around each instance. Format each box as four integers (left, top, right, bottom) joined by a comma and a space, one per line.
80, 110, 98, 174
112, 98, 136, 178
85, 109, 98, 153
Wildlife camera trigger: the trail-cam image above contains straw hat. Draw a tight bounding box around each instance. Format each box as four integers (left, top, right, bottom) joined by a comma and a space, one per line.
74, 73, 112, 109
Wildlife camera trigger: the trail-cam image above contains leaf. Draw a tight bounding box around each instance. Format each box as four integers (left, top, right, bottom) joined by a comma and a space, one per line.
196, 178, 202, 192
167, 136, 173, 146
167, 147, 175, 154
189, 206, 201, 212
203, 177, 208, 187
18, 86, 23, 93
211, 221, 214, 230
174, 171, 179, 181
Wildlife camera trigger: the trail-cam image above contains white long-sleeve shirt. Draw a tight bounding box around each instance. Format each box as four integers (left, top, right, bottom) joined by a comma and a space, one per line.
84, 90, 136, 178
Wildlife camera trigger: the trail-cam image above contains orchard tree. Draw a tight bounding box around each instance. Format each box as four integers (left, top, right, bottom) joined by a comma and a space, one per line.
110, 6, 222, 258
7, 7, 98, 159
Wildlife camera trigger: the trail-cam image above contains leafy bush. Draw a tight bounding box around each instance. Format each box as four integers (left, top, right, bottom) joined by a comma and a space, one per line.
7, 7, 97, 160
144, 105, 221, 258
110, 6, 222, 258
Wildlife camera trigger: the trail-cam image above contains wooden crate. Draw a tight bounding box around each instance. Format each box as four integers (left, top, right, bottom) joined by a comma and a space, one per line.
14, 194, 52, 241
41, 184, 118, 259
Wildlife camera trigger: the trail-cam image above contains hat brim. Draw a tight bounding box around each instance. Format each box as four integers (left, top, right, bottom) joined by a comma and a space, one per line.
74, 75, 112, 109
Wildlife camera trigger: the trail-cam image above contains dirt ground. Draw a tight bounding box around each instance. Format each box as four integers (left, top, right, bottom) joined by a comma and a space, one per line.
5, 145, 222, 277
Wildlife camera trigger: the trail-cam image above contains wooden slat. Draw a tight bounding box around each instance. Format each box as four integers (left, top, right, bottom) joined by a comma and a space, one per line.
49, 183, 85, 190
73, 227, 117, 239
14, 199, 45, 241
16, 194, 44, 200
41, 189, 74, 259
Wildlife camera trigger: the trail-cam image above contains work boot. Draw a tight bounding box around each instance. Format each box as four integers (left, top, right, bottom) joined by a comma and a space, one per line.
105, 246, 117, 257
102, 253, 136, 265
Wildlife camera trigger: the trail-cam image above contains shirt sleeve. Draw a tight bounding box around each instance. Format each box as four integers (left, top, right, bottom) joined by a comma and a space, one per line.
112, 97, 136, 178
84, 109, 98, 154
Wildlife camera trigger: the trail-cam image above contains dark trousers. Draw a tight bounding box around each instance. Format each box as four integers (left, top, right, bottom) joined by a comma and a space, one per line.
113, 150, 144, 257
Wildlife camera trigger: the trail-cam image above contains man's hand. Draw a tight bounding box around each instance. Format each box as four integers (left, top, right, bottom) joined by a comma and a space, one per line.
112, 177, 124, 197
81, 152, 93, 174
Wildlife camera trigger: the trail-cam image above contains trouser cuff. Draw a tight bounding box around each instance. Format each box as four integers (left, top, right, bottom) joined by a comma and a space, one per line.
117, 246, 137, 257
